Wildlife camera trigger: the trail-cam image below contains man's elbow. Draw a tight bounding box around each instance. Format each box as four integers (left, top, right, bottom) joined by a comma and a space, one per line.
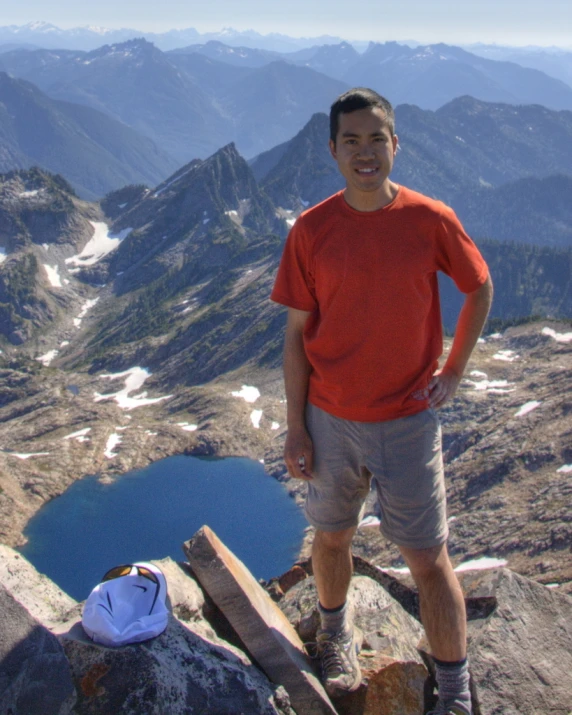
475, 273, 494, 307
484, 273, 494, 304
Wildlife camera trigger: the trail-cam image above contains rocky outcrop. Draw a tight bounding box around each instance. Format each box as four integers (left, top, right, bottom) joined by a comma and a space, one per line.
184, 525, 337, 715
3, 528, 572, 715
461, 568, 572, 714
0, 582, 76, 714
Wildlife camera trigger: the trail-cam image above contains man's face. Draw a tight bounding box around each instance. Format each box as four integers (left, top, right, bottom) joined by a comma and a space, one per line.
329, 107, 398, 195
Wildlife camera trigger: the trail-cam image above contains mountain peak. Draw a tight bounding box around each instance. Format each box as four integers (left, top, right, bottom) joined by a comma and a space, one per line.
87, 37, 159, 62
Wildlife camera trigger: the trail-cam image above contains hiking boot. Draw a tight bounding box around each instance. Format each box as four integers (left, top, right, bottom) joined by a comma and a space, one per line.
427, 701, 471, 715
315, 625, 362, 696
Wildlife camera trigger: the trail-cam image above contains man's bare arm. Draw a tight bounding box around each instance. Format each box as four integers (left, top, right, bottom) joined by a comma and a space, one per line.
283, 307, 314, 479
429, 273, 494, 409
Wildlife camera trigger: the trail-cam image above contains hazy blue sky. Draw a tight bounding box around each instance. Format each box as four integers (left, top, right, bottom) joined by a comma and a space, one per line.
4, 0, 572, 47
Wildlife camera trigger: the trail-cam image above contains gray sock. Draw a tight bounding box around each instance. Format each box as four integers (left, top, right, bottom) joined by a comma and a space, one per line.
434, 658, 472, 714
318, 601, 350, 636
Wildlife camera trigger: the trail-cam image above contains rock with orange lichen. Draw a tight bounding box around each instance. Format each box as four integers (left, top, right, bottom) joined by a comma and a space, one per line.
333, 654, 427, 715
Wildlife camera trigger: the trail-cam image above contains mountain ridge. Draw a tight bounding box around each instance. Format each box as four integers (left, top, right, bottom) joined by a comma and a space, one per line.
0, 71, 178, 199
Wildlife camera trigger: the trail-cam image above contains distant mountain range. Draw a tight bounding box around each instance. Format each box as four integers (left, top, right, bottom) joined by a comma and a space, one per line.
0, 35, 570, 177
0, 72, 178, 199
0, 22, 349, 53
466, 44, 572, 93
1, 47, 572, 220
0, 39, 348, 162
279, 41, 572, 110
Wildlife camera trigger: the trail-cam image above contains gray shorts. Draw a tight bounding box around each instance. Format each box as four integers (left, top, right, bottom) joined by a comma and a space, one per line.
304, 403, 449, 550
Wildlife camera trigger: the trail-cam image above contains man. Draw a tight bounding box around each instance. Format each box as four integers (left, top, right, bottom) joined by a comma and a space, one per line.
271, 88, 493, 715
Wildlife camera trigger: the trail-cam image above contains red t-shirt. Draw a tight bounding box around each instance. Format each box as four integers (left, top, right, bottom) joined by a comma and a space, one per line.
271, 187, 489, 422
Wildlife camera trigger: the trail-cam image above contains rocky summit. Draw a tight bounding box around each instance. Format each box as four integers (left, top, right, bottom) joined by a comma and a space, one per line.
1, 528, 571, 714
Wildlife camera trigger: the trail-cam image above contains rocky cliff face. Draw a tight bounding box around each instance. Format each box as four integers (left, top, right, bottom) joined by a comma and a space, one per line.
0, 168, 101, 344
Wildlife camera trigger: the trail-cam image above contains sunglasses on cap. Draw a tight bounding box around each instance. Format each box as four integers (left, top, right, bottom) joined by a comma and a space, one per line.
102, 564, 161, 615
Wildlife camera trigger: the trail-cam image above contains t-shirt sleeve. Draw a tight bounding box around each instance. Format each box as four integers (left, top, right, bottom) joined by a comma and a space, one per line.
270, 219, 317, 311
434, 205, 489, 294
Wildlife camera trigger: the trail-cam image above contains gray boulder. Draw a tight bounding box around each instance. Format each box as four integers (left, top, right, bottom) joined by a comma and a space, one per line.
61, 613, 294, 715
0, 582, 76, 715
0, 545, 78, 627
461, 568, 572, 715
280, 573, 424, 664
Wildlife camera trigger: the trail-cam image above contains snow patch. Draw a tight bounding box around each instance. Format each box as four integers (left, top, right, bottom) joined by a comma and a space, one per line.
94, 367, 172, 411
250, 409, 263, 429
19, 190, 39, 198
542, 327, 572, 343
63, 427, 91, 442
455, 557, 508, 571
271, 421, 280, 430
36, 350, 58, 366
73, 298, 99, 328
104, 433, 121, 459
231, 385, 260, 403
493, 349, 519, 362
177, 422, 198, 432
286, 218, 296, 227
464, 377, 514, 393
358, 515, 381, 528
383, 555, 508, 576
65, 222, 132, 268
515, 401, 541, 417
0, 247, 7, 264
556, 464, 572, 474
43, 264, 62, 288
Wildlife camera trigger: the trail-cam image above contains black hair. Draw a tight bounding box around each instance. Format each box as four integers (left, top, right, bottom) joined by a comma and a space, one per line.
329, 88, 395, 144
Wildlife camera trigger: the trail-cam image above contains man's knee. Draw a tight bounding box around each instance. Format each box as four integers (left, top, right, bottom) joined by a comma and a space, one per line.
399, 542, 454, 583
314, 527, 356, 552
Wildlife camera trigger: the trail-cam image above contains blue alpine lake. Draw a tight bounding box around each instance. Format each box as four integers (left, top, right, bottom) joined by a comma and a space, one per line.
19, 455, 306, 601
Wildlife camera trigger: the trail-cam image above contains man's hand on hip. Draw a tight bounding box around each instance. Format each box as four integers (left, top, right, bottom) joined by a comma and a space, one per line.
284, 426, 314, 480
428, 367, 462, 409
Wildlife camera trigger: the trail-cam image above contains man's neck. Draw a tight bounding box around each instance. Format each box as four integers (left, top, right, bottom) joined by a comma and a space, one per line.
343, 181, 399, 212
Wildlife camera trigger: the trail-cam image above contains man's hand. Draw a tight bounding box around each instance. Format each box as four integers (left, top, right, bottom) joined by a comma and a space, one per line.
428, 367, 462, 409
284, 426, 314, 480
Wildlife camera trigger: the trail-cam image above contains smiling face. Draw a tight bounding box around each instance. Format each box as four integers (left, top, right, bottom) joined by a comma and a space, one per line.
329, 106, 399, 211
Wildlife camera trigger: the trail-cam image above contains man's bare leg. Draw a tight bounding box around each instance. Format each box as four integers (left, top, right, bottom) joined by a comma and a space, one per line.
312, 526, 362, 695
399, 542, 466, 659
400, 542, 471, 713
312, 527, 356, 609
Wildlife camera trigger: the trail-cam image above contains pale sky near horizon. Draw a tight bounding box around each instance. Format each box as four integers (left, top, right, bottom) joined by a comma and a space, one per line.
3, 0, 572, 47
